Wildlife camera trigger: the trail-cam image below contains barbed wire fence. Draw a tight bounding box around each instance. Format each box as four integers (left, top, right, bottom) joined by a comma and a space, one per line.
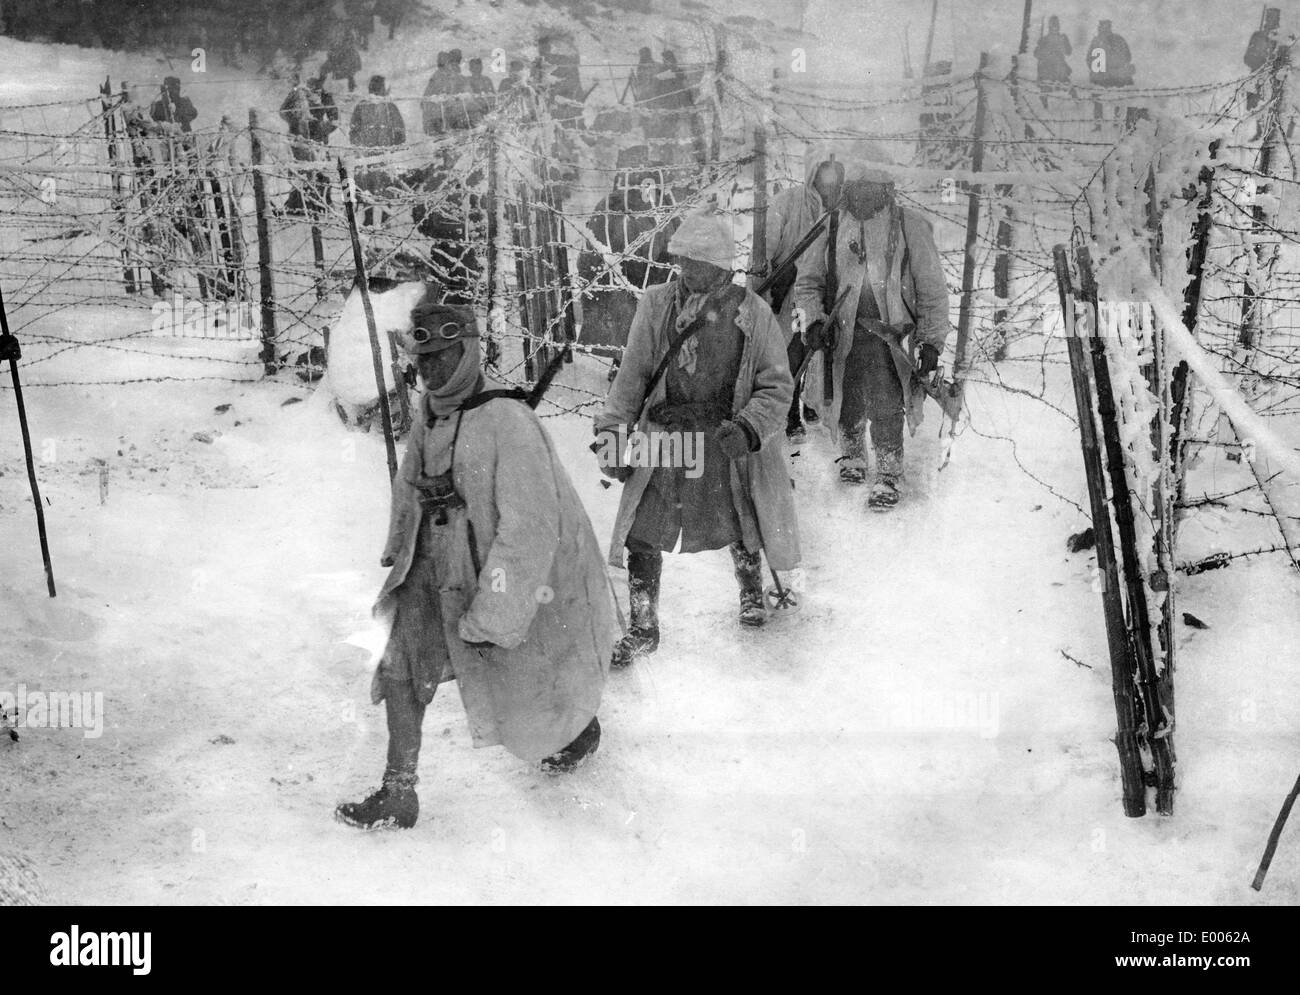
2, 34, 1300, 823
0, 42, 1296, 479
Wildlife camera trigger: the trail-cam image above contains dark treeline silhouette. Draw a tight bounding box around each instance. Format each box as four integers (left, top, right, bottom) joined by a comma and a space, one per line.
1, 0, 416, 70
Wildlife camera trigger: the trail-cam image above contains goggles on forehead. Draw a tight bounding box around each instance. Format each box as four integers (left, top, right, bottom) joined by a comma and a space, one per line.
410, 321, 464, 344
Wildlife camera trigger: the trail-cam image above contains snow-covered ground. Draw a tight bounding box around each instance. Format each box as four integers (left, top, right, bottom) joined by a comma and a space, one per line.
2, 341, 1298, 904
3, 0, 1300, 905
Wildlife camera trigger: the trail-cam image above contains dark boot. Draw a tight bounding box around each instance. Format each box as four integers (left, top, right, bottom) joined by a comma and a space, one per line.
730, 543, 767, 627
335, 679, 425, 830
867, 446, 904, 511
838, 430, 868, 484
540, 717, 601, 773
612, 547, 661, 669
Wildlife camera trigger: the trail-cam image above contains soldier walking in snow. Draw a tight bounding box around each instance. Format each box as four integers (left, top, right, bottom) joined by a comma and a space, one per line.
337, 297, 619, 830
1244, 7, 1281, 137
422, 49, 471, 135
791, 159, 950, 510
149, 76, 197, 138
594, 212, 800, 669
349, 74, 405, 227
752, 142, 846, 441
1087, 19, 1135, 128
465, 57, 495, 128
279, 73, 339, 215
1033, 15, 1073, 104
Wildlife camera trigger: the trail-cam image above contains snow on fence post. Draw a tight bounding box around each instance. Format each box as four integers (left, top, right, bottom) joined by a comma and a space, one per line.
1169, 142, 1218, 501
1078, 246, 1177, 816
531, 155, 565, 361
247, 109, 278, 374
749, 125, 767, 295
509, 186, 533, 381
1054, 245, 1147, 818
1239, 44, 1289, 351
538, 166, 577, 355
516, 181, 544, 381
98, 77, 136, 295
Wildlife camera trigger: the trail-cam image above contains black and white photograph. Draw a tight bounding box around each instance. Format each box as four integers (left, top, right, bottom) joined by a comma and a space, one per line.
0, 0, 1297, 931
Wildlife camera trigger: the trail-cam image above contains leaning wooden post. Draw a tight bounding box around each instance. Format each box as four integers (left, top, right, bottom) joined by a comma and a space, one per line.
338, 157, 399, 481
1078, 246, 1176, 816
749, 125, 768, 293
1055, 245, 1145, 817
0, 280, 56, 597
247, 109, 278, 374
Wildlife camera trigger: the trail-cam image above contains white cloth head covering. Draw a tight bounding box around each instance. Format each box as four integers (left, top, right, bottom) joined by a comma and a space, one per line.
803, 139, 896, 186
666, 210, 736, 270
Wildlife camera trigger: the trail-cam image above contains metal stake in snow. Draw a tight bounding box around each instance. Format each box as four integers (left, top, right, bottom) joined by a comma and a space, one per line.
0, 280, 56, 597
338, 157, 398, 483
1253, 771, 1300, 891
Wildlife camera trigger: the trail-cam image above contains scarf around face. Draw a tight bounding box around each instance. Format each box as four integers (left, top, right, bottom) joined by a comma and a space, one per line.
424, 341, 484, 421
674, 273, 733, 376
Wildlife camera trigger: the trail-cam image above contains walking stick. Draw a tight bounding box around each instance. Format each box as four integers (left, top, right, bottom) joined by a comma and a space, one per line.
0, 281, 56, 596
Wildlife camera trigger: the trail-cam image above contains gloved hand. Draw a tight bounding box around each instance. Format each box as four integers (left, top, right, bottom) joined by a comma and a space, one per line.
715, 420, 754, 461
917, 343, 941, 376
803, 320, 827, 352
591, 428, 631, 481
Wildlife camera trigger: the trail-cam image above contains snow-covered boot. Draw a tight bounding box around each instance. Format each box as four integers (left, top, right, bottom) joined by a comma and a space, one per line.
612, 548, 661, 669
731, 543, 767, 627
867, 447, 904, 511
540, 717, 601, 773
838, 458, 868, 485
838, 432, 868, 484
334, 773, 419, 830
336, 679, 425, 829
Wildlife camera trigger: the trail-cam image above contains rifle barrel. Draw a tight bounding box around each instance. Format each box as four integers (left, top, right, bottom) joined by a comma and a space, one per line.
756, 210, 830, 296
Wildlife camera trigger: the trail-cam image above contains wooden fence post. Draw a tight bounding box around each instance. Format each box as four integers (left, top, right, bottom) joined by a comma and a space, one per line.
1078, 246, 1176, 816
99, 77, 136, 295
1054, 245, 1147, 817
248, 109, 278, 374
484, 125, 503, 370
516, 182, 540, 380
